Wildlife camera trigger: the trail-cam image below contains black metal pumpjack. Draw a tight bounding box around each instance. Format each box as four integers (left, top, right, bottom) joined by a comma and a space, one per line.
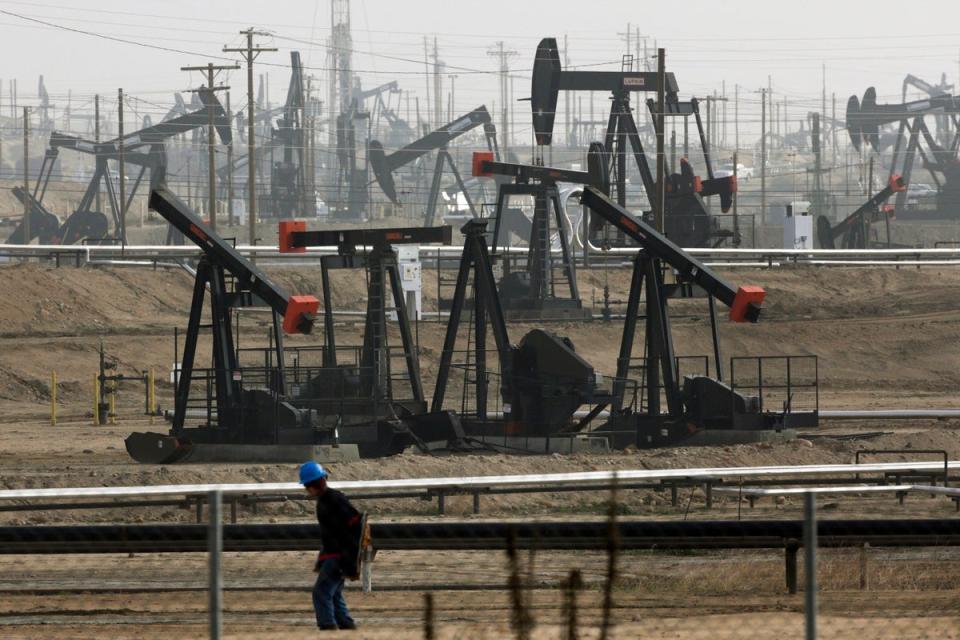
124, 187, 320, 464
368, 105, 499, 225
278, 223, 469, 457
817, 175, 907, 249
580, 187, 816, 448
266, 51, 313, 219
431, 219, 616, 448
847, 85, 960, 220
9, 90, 231, 245
529, 37, 737, 247
471, 143, 609, 320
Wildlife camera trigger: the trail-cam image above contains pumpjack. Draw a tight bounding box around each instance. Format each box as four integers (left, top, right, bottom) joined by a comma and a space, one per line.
265, 52, 314, 219
430, 219, 616, 452
817, 175, 906, 249
277, 222, 470, 456
369, 105, 499, 225
529, 37, 737, 247
471, 143, 608, 320
8, 89, 230, 245
125, 187, 323, 464
847, 85, 960, 219
580, 187, 818, 447
127, 183, 466, 462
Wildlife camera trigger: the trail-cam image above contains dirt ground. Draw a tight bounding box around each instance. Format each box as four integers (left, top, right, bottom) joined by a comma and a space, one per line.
0, 261, 959, 637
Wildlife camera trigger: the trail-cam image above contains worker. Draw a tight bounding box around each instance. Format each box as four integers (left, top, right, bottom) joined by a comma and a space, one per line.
300, 461, 360, 631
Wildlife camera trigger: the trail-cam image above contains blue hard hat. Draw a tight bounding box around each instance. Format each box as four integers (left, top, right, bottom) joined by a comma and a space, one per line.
299, 461, 328, 486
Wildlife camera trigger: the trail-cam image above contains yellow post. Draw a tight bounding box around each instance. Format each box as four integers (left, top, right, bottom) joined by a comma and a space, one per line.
93, 374, 100, 426
50, 370, 57, 427
109, 391, 116, 425
148, 368, 155, 425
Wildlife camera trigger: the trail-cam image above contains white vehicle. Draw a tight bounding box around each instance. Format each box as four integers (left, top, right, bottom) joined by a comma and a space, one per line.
717, 163, 754, 180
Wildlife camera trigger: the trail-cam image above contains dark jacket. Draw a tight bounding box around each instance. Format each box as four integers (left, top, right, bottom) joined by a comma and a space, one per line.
315, 487, 361, 559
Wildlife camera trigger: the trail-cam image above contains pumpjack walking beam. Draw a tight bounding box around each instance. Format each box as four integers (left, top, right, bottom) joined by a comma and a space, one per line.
369, 105, 499, 224
581, 187, 764, 442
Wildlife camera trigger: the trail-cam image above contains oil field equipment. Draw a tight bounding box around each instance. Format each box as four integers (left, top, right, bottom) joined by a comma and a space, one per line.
471, 142, 608, 320
580, 187, 818, 447
529, 37, 737, 247
430, 219, 615, 453
846, 85, 960, 219
277, 221, 470, 457
265, 51, 313, 219
125, 187, 324, 464
8, 89, 231, 245
369, 105, 499, 225
95, 342, 157, 426
816, 175, 907, 249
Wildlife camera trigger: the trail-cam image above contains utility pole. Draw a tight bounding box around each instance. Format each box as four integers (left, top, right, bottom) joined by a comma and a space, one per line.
655, 48, 666, 233
94, 94, 101, 214
722, 81, 727, 150
423, 37, 432, 128
22, 107, 29, 245
226, 92, 234, 225
488, 42, 517, 156
563, 33, 570, 146
832, 92, 837, 169
180, 62, 239, 232
432, 37, 444, 130
759, 87, 767, 225
118, 88, 125, 245
447, 74, 457, 123
734, 84, 739, 151
224, 29, 276, 247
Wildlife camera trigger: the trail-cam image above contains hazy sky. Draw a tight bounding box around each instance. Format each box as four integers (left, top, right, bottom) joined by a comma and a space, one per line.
1, 0, 958, 143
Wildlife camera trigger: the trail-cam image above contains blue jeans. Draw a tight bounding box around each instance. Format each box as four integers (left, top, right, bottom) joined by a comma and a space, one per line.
313, 557, 354, 628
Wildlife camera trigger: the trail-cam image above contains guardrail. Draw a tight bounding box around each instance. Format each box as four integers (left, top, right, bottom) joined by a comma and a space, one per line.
2, 461, 958, 519
3, 243, 960, 267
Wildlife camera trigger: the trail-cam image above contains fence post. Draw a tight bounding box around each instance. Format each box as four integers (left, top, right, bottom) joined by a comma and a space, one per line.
148, 368, 156, 425
208, 490, 223, 640
859, 543, 869, 591
804, 492, 817, 640
361, 547, 373, 593
50, 371, 57, 426
93, 374, 100, 426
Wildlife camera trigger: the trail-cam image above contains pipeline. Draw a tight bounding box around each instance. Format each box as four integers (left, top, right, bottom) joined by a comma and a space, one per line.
1, 518, 959, 554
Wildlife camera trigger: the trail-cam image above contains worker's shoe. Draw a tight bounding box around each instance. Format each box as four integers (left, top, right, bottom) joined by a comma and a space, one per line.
338, 621, 357, 630
318, 624, 339, 630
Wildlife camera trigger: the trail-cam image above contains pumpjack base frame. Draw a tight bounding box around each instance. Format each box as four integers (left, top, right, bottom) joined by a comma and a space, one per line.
453, 419, 610, 454
502, 305, 593, 322
124, 431, 359, 464
592, 413, 815, 449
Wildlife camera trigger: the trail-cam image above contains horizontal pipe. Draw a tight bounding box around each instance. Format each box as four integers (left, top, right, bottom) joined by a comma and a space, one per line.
819, 409, 960, 419
2, 243, 960, 259
3, 461, 960, 502
1, 519, 959, 554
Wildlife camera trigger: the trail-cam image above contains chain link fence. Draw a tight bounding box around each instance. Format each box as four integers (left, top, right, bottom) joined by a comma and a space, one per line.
1, 476, 959, 638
